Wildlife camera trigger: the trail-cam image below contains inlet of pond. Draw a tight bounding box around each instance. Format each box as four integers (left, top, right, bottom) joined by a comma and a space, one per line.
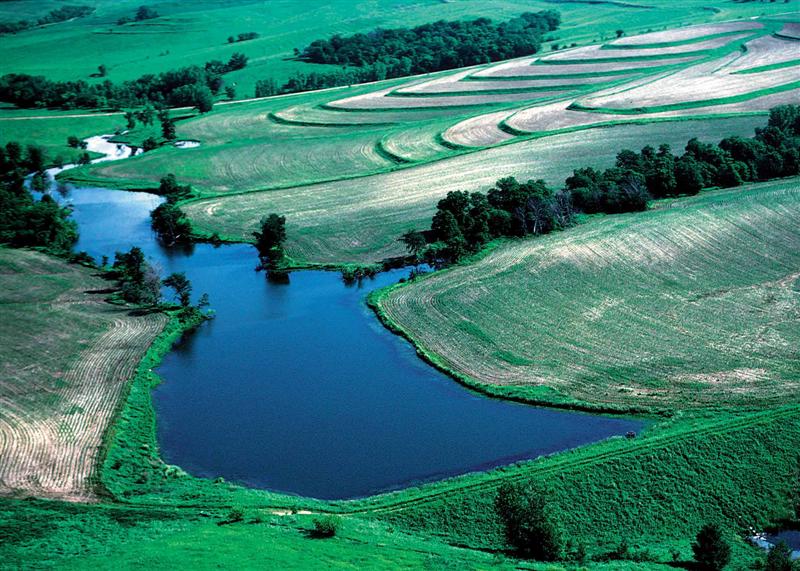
47, 138, 645, 500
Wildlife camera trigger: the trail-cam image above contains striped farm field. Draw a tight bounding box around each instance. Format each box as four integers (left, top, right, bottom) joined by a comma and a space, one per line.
0, 248, 167, 500
51, 13, 799, 265
183, 115, 765, 263
376, 178, 800, 410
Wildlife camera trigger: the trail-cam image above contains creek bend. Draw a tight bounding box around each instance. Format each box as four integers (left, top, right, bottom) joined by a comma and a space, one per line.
46, 136, 644, 499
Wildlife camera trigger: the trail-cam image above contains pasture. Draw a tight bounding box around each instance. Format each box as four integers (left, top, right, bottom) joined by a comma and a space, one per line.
376, 178, 800, 410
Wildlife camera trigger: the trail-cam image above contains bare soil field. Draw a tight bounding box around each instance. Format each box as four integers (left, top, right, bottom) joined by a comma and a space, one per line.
0, 249, 167, 500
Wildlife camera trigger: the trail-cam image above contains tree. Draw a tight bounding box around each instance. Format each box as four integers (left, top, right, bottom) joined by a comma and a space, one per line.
692, 524, 731, 571
142, 137, 158, 152
98, 64, 107, 77
124, 110, 136, 130
227, 52, 248, 71
399, 229, 426, 261
67, 135, 81, 148
157, 173, 191, 202
311, 516, 340, 538
495, 482, 563, 561
25, 145, 46, 173
163, 272, 192, 307
136, 106, 155, 126
765, 541, 794, 571
225, 85, 236, 100
151, 202, 192, 244
193, 85, 214, 113
159, 109, 176, 140
253, 213, 286, 264
227, 35, 235, 44
616, 29, 625, 38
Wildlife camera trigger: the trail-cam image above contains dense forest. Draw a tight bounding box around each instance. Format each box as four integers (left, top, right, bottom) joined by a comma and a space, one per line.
0, 53, 248, 110
0, 5, 94, 35
300, 11, 560, 79
403, 105, 800, 266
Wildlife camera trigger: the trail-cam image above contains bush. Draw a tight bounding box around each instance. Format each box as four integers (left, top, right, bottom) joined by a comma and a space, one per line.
311, 516, 340, 538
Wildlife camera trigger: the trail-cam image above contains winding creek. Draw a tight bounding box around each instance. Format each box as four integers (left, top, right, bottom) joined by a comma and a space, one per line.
41, 135, 644, 499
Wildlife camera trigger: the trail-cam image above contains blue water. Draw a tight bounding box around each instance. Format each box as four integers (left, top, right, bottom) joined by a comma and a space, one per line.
55, 181, 644, 500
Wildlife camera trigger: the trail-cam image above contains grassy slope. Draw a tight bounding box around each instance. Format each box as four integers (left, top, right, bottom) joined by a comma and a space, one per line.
0, 248, 168, 499
0, 0, 785, 99
376, 178, 800, 411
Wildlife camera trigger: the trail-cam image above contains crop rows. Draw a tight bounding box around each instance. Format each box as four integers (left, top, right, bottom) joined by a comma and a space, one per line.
378, 179, 800, 410
0, 249, 167, 500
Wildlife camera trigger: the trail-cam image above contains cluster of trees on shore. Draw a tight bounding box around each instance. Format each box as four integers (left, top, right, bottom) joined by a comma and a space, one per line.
402, 105, 800, 266
0, 141, 76, 253
0, 53, 248, 110
495, 481, 793, 570
150, 175, 194, 245
299, 11, 560, 78
0, 5, 94, 35
110, 245, 209, 318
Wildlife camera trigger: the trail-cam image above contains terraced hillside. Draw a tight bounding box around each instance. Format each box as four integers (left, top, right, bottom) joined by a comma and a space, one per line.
0, 249, 166, 500
59, 15, 799, 264
377, 178, 800, 410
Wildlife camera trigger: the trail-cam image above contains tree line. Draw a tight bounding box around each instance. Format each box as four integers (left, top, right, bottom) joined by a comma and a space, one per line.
0, 53, 248, 110
299, 11, 560, 79
401, 105, 800, 267
0, 5, 94, 35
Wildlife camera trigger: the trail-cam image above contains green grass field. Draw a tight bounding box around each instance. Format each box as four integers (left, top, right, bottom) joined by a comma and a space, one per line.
375, 178, 800, 411
39, 10, 794, 266
1, 0, 789, 99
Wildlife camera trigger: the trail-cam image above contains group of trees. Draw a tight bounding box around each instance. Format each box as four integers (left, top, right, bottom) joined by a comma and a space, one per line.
0, 53, 247, 110
116, 5, 159, 26
300, 11, 560, 79
150, 175, 193, 245
0, 5, 94, 35
110, 246, 209, 315
0, 141, 77, 253
402, 105, 800, 266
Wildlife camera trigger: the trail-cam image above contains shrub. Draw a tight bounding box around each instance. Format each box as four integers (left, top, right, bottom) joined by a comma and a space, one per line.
312, 516, 340, 538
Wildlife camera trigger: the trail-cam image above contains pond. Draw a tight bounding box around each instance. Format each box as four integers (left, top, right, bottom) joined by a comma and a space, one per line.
46, 136, 645, 500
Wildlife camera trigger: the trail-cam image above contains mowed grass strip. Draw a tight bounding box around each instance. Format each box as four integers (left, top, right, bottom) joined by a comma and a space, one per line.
378, 178, 800, 410
0, 248, 167, 500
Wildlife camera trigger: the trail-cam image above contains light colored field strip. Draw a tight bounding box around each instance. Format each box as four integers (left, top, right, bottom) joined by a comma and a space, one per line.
612, 21, 762, 46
